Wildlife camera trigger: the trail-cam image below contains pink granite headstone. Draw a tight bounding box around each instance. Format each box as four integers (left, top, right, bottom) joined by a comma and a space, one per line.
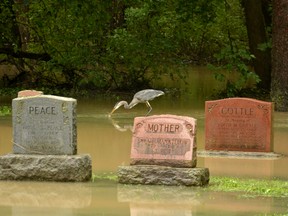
205, 98, 273, 152
130, 114, 197, 168
18, 90, 43, 98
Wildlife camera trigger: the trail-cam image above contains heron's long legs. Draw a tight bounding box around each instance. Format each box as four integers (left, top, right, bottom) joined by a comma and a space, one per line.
145, 101, 152, 116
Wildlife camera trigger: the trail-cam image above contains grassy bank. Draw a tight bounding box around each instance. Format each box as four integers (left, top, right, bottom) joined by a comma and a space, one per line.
208, 176, 288, 198
92, 172, 288, 198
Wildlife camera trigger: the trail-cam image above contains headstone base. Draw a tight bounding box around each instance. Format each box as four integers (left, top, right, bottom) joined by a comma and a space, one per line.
118, 165, 209, 186
0, 154, 92, 182
198, 150, 283, 158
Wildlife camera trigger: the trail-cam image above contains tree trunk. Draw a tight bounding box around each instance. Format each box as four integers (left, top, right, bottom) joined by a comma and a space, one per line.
241, 0, 271, 90
271, 0, 288, 111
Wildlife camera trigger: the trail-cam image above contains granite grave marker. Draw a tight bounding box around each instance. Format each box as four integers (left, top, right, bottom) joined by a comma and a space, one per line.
130, 114, 197, 168
12, 95, 77, 155
205, 97, 273, 152
118, 114, 209, 186
0, 92, 91, 182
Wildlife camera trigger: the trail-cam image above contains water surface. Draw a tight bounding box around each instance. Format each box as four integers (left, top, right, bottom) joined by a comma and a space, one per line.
0, 67, 288, 215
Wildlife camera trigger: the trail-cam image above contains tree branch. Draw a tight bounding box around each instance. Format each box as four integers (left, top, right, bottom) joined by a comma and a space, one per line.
0, 47, 51, 61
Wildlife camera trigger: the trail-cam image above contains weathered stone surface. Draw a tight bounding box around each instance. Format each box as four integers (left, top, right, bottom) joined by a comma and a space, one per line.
131, 115, 197, 168
205, 97, 273, 152
18, 90, 43, 97
12, 95, 77, 155
118, 165, 209, 186
0, 154, 92, 182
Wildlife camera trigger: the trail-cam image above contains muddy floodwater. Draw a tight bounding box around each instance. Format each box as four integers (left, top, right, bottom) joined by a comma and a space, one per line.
0, 67, 288, 215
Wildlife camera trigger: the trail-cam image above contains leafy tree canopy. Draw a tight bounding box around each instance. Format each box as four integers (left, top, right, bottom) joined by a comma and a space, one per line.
0, 0, 255, 94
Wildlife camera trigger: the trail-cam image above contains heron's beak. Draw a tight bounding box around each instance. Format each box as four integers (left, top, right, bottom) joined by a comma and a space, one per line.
108, 108, 116, 117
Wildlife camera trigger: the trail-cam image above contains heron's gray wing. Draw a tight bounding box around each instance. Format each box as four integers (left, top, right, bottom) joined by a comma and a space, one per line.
134, 89, 164, 101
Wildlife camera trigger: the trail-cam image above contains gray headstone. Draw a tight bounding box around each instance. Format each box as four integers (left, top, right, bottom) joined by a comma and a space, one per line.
12, 95, 77, 155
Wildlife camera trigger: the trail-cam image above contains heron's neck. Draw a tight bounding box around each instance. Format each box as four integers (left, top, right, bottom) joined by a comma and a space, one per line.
118, 98, 138, 109
118, 101, 130, 109
125, 100, 138, 109
123, 101, 131, 109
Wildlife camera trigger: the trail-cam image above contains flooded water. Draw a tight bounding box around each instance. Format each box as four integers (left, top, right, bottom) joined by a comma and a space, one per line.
0, 67, 288, 215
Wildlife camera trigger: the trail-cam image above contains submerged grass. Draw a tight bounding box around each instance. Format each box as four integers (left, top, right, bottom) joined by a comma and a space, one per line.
92, 172, 118, 182
92, 172, 288, 198
208, 176, 288, 198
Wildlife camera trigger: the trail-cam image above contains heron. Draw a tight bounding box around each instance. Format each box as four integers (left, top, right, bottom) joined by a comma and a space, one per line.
109, 89, 164, 116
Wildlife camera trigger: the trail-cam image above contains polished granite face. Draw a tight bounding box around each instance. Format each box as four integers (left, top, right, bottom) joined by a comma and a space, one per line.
205, 97, 273, 152
130, 114, 197, 168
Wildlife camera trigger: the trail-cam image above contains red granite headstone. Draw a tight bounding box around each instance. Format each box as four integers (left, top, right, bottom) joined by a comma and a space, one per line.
18, 90, 43, 98
205, 98, 273, 152
130, 114, 197, 168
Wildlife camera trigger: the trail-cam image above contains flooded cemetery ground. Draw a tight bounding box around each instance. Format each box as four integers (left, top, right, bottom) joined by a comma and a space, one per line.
0, 67, 288, 215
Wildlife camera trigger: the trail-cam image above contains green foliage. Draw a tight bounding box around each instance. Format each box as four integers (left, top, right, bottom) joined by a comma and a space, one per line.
210, 46, 260, 97
0, 0, 19, 49
26, 1, 112, 88
207, 0, 261, 97
104, 0, 185, 90
258, 40, 272, 52
0, 106, 11, 116
0, 87, 21, 96
0, 0, 256, 94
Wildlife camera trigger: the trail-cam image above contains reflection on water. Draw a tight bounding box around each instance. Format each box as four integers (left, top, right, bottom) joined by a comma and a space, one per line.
0, 181, 91, 208
117, 184, 288, 216
204, 156, 288, 179
0, 181, 92, 216
118, 184, 200, 216
0, 67, 288, 215
1, 180, 286, 216
109, 116, 133, 132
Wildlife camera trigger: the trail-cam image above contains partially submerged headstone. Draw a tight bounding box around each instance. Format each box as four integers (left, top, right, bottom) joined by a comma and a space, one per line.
12, 95, 77, 155
0, 91, 92, 182
118, 165, 209, 186
205, 98, 273, 152
118, 114, 209, 186
0, 154, 91, 182
130, 115, 197, 168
